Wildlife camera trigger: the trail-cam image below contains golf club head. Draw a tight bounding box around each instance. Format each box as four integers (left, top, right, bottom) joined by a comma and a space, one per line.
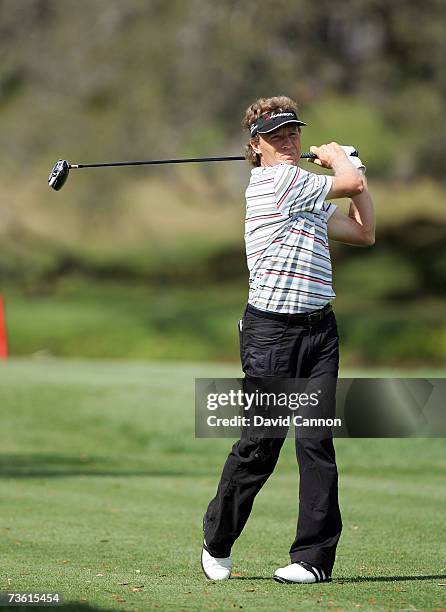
48, 159, 70, 191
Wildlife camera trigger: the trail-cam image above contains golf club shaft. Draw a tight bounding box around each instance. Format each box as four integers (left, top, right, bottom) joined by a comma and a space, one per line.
68, 152, 349, 169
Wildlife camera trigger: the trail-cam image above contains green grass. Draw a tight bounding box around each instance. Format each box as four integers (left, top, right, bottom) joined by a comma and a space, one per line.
1, 359, 445, 610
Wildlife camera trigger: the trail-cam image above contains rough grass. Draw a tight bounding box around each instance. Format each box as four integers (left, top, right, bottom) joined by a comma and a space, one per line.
1, 359, 445, 610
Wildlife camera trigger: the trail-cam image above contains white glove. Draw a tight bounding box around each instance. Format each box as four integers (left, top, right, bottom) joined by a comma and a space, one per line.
341, 145, 366, 174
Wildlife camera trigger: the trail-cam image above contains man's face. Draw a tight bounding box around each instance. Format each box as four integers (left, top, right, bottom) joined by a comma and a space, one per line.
251, 124, 301, 167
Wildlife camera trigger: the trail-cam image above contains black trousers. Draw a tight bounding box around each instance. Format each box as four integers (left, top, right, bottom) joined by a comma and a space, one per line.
204, 304, 342, 574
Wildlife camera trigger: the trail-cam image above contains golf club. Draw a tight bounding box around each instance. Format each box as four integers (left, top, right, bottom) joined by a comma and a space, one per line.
48, 150, 359, 191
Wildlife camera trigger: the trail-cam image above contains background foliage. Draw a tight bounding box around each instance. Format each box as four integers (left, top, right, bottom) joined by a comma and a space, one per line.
1, 0, 445, 366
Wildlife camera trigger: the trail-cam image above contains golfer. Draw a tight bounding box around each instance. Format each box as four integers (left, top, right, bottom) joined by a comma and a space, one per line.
201, 96, 375, 583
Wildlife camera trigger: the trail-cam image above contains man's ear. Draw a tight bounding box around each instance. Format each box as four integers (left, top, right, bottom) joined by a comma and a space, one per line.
250, 137, 261, 155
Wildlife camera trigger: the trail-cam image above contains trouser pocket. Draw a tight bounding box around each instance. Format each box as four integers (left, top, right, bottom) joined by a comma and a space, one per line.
240, 314, 289, 376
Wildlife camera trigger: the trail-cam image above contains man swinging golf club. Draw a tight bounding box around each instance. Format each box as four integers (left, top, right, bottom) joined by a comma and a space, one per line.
201, 95, 375, 583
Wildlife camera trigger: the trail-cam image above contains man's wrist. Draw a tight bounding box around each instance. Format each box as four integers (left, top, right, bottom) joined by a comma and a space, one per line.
332, 158, 361, 176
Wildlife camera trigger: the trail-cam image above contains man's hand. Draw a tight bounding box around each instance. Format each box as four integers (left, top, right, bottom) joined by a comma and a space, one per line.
309, 142, 365, 173
309, 142, 351, 171
309, 142, 364, 199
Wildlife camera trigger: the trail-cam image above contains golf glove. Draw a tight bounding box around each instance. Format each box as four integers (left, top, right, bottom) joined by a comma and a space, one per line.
341, 145, 366, 174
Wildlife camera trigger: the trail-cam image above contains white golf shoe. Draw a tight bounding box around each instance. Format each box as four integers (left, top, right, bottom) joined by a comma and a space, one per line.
201, 543, 232, 581
273, 561, 330, 584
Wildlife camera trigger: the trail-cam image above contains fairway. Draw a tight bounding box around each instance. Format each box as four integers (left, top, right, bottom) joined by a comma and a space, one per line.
1, 359, 445, 611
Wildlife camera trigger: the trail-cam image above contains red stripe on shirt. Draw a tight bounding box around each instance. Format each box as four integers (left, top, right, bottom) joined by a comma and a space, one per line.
247, 213, 283, 222
247, 248, 266, 259
289, 228, 327, 247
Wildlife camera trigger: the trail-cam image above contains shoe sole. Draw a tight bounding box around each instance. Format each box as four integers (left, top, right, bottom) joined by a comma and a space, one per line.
273, 574, 293, 584
273, 574, 331, 584
201, 549, 231, 581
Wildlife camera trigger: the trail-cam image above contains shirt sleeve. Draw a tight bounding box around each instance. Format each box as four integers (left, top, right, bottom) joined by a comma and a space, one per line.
273, 164, 333, 217
323, 202, 337, 220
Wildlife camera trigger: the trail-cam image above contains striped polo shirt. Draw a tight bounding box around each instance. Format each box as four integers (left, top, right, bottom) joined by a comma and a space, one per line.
245, 163, 337, 313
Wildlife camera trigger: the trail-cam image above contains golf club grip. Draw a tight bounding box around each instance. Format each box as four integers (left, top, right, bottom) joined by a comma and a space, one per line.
70, 151, 359, 169
301, 150, 359, 159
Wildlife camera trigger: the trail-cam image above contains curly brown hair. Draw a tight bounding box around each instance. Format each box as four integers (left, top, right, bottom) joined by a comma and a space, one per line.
242, 96, 301, 167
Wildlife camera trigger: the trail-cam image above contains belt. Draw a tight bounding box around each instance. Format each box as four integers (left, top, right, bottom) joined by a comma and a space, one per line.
246, 303, 332, 325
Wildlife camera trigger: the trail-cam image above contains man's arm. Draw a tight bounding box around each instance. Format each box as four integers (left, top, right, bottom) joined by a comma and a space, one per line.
309, 141, 375, 246
327, 175, 375, 246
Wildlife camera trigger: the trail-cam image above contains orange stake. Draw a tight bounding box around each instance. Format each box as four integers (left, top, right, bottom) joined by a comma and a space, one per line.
0, 295, 8, 359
